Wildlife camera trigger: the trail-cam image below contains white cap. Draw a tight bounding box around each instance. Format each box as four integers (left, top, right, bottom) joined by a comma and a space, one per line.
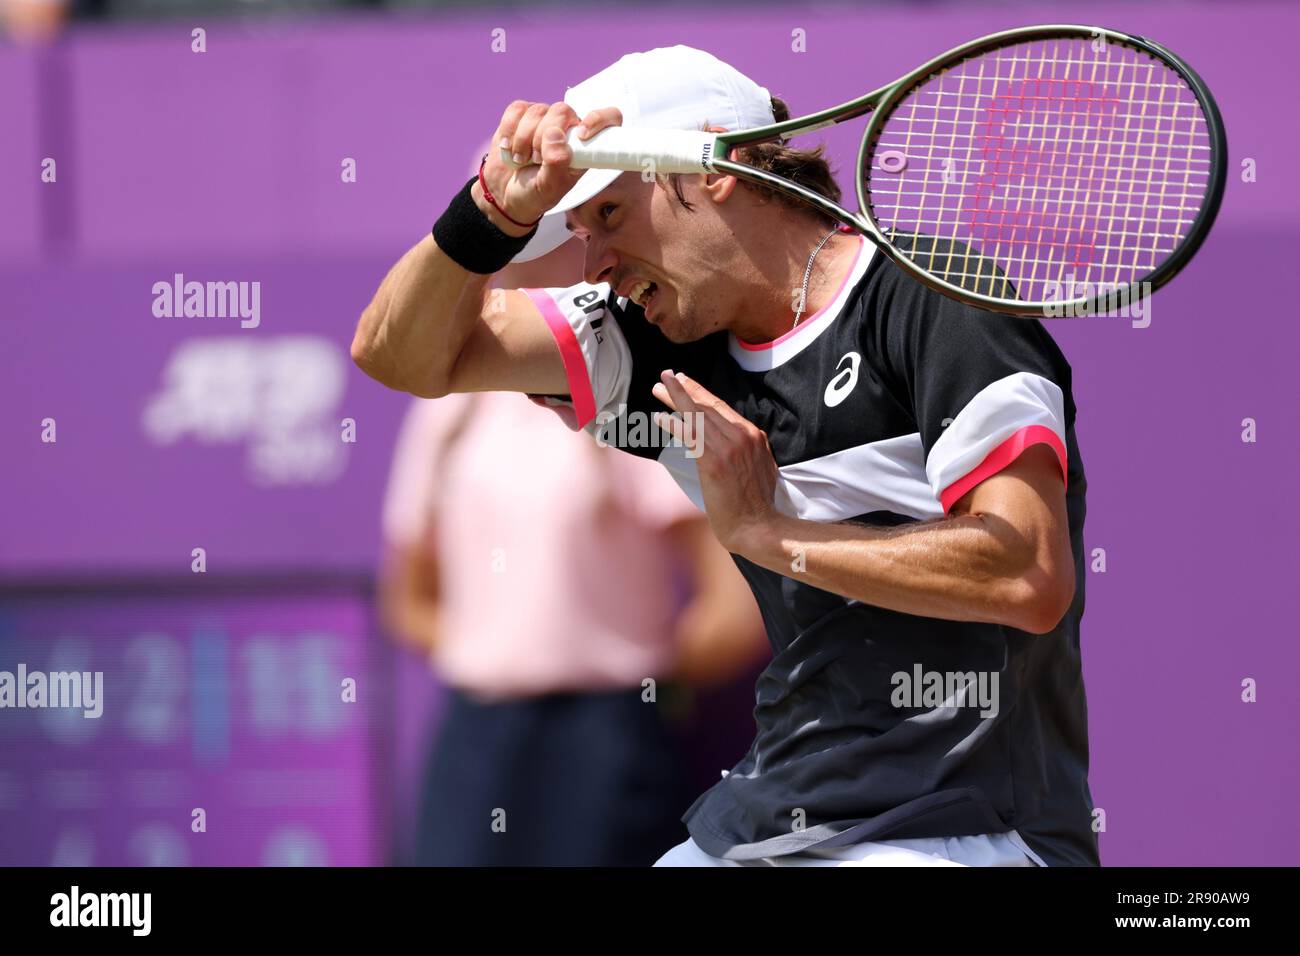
512, 46, 775, 263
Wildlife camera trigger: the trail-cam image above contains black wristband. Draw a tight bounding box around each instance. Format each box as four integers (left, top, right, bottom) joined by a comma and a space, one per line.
432, 176, 537, 274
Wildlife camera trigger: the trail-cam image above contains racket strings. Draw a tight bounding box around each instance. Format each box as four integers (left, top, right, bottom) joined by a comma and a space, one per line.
864, 36, 1213, 304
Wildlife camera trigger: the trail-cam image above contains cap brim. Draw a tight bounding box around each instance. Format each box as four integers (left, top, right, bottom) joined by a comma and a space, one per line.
510, 167, 622, 263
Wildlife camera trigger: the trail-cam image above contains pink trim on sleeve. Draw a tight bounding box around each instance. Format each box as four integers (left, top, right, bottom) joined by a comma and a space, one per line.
938, 424, 1068, 513
522, 288, 597, 429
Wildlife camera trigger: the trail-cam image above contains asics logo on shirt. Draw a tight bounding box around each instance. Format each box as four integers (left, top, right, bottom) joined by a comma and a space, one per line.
823, 352, 862, 408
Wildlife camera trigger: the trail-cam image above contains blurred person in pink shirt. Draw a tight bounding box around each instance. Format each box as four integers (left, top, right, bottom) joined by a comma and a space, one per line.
379, 241, 766, 867
0, 0, 69, 41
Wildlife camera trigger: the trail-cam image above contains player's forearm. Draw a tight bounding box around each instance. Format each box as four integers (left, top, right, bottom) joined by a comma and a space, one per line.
351, 233, 492, 397
731, 512, 1073, 635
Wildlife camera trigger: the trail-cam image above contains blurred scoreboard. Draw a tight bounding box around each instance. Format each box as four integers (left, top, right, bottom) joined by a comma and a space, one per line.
0, 578, 387, 866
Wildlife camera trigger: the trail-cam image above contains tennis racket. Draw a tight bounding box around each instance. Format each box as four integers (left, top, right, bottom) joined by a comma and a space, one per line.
561, 24, 1226, 317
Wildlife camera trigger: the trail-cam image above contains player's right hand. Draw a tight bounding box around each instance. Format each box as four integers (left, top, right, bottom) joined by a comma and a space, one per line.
475, 101, 623, 234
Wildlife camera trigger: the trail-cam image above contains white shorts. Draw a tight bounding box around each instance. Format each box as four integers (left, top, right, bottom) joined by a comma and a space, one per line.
654, 831, 1046, 867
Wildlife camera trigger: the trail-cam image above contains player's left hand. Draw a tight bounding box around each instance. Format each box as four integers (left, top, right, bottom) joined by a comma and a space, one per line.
652, 370, 779, 553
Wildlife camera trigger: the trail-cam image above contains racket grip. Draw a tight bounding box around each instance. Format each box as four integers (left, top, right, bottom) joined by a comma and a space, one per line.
566, 128, 720, 174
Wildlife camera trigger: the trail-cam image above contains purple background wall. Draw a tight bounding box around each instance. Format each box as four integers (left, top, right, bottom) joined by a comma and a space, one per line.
1, 2, 1297, 865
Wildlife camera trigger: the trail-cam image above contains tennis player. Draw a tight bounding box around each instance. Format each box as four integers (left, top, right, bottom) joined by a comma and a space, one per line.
353, 46, 1098, 867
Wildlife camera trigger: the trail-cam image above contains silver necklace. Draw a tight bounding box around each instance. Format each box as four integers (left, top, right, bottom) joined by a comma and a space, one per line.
793, 228, 840, 329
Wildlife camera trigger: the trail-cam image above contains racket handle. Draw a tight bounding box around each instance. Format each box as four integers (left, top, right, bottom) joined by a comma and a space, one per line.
566, 127, 720, 174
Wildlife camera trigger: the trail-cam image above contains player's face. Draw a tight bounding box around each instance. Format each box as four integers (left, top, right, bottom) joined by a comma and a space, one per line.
568, 173, 741, 343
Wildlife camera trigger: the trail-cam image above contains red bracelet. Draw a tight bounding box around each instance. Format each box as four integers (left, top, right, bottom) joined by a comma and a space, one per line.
477, 155, 541, 230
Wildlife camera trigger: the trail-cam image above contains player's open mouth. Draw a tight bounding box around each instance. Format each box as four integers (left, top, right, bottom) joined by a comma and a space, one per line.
630, 280, 659, 313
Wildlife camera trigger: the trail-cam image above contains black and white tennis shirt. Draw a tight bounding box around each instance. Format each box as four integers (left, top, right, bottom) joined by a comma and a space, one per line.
521, 234, 1098, 866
